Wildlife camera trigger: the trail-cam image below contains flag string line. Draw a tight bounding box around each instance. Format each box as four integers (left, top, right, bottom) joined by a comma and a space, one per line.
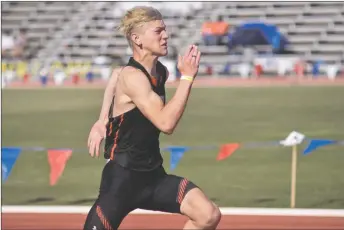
2, 140, 344, 154
2, 139, 344, 184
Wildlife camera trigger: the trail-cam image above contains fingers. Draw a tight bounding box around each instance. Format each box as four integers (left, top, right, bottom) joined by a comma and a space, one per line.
185, 45, 194, 61
195, 50, 201, 66
103, 130, 106, 138
178, 54, 182, 66
87, 128, 93, 148
88, 122, 106, 158
89, 140, 95, 157
95, 140, 100, 158
89, 138, 101, 158
88, 132, 103, 158
177, 44, 201, 78
88, 131, 95, 156
190, 46, 199, 66
183, 45, 193, 60
88, 127, 95, 148
89, 137, 102, 157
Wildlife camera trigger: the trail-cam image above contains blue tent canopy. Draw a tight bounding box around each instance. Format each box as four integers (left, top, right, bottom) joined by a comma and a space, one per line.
228, 22, 289, 51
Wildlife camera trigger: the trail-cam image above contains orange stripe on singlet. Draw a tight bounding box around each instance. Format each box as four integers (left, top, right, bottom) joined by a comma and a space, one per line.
110, 114, 124, 160
151, 77, 157, 87
108, 122, 113, 136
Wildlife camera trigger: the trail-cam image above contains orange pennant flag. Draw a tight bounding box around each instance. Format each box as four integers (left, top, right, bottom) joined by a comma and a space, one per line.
217, 143, 240, 161
48, 149, 72, 186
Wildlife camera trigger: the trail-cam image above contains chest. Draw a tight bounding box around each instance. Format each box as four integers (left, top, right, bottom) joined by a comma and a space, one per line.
150, 75, 166, 104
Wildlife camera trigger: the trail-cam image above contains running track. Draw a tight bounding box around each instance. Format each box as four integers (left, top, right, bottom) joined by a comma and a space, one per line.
2, 206, 344, 229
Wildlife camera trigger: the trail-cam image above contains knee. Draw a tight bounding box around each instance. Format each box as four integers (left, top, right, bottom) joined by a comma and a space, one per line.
196, 204, 221, 228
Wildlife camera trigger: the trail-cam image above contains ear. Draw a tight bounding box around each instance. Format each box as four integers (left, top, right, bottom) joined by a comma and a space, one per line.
130, 33, 142, 47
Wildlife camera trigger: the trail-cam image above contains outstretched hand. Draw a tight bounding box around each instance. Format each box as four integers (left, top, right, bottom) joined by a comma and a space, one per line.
177, 45, 201, 78
88, 120, 106, 158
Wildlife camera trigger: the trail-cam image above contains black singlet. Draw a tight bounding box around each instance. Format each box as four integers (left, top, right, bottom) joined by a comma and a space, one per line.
104, 57, 167, 171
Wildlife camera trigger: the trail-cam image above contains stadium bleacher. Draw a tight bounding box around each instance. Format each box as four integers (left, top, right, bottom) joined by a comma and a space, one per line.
1, 1, 344, 78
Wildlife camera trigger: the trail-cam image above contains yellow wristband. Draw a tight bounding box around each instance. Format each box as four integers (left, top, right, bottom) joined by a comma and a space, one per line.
180, 75, 194, 82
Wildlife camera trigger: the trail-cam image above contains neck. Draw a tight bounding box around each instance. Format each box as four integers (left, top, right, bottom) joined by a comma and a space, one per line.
132, 52, 158, 75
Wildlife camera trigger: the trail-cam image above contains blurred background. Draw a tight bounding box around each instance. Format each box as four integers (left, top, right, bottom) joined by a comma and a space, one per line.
1, 1, 344, 210
2, 1, 344, 85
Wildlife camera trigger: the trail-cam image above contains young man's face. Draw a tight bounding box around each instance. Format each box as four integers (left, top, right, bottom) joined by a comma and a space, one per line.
135, 20, 169, 57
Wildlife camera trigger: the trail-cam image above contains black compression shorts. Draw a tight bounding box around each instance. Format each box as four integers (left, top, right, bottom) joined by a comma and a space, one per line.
83, 161, 198, 230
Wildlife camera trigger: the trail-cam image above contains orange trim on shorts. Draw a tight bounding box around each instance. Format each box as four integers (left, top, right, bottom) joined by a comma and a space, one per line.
177, 178, 189, 204
96, 205, 113, 230
110, 114, 124, 160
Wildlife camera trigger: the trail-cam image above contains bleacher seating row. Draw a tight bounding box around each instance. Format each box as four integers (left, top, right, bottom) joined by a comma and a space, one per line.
2, 1, 344, 76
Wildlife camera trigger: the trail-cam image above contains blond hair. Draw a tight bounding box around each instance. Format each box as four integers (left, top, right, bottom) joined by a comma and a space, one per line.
118, 6, 163, 41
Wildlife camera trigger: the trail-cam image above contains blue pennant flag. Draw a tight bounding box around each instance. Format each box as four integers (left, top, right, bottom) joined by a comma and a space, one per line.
167, 146, 188, 171
303, 139, 336, 155
2, 147, 22, 181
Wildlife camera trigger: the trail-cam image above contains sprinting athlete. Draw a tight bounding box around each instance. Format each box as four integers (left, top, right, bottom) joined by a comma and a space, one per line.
84, 6, 221, 230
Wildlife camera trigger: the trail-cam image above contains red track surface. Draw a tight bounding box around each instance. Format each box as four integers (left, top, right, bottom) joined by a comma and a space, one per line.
3, 213, 344, 229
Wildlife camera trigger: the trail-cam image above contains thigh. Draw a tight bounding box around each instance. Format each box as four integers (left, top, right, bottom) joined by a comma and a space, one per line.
179, 187, 218, 221
97, 161, 113, 196
84, 163, 138, 230
84, 197, 132, 230
138, 169, 198, 214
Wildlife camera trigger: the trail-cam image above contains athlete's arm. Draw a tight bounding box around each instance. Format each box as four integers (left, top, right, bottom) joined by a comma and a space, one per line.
87, 67, 122, 158
97, 67, 122, 125
122, 45, 201, 135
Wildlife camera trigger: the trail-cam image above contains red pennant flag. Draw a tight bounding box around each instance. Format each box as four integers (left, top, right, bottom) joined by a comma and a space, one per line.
48, 149, 72, 186
217, 143, 240, 161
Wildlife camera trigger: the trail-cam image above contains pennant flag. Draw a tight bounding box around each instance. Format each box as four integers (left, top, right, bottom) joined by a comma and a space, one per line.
303, 139, 336, 155
217, 143, 240, 161
167, 146, 188, 171
280, 131, 305, 147
1, 147, 22, 182
48, 149, 72, 186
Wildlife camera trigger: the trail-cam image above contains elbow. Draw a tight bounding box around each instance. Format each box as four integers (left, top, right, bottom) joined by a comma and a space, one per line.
160, 122, 175, 135
163, 129, 174, 135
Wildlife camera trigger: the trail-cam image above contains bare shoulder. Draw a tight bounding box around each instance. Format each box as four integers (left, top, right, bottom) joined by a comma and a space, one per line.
110, 66, 124, 77
105, 67, 123, 84
120, 66, 140, 76
120, 67, 150, 86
